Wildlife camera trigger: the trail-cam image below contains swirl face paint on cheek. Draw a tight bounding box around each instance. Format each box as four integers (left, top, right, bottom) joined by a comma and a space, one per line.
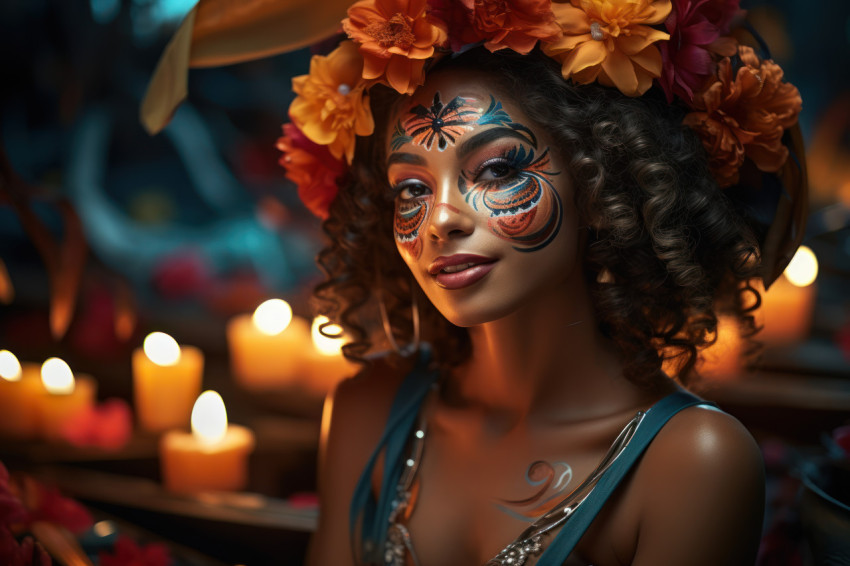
459, 146, 563, 252
394, 197, 431, 260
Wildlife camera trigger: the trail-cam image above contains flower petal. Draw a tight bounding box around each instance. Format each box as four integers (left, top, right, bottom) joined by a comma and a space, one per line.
601, 47, 640, 95
560, 40, 607, 77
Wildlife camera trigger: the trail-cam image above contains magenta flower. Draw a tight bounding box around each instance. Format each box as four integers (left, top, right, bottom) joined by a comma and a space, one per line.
659, 0, 741, 103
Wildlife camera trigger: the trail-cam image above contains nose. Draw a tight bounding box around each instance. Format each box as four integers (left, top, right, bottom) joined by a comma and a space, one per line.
427, 181, 475, 242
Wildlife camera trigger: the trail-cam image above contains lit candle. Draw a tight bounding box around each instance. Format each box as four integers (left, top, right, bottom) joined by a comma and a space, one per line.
132, 332, 203, 434
0, 350, 44, 439
302, 316, 357, 395
759, 246, 818, 347
37, 357, 96, 441
160, 390, 255, 493
226, 299, 311, 391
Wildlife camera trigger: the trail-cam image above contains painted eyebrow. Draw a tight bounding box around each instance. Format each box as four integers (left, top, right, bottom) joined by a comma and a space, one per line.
387, 152, 427, 167
457, 127, 535, 161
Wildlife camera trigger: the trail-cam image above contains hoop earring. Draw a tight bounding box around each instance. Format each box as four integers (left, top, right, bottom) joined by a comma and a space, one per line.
377, 289, 420, 357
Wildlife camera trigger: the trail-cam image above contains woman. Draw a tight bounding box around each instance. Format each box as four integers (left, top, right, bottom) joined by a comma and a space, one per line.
134, 0, 806, 562
271, 2, 805, 565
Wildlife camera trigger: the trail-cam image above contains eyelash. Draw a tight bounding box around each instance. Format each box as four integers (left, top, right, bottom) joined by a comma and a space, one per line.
391, 179, 430, 201
390, 145, 526, 200
470, 147, 522, 185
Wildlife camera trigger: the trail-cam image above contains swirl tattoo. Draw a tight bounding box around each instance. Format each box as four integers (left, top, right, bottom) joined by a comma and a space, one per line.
495, 460, 574, 522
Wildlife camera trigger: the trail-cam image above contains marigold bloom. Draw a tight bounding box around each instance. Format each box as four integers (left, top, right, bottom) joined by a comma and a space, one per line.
470, 0, 562, 54
277, 123, 347, 220
684, 45, 802, 187
289, 41, 374, 164
543, 0, 672, 96
659, 0, 741, 103
343, 0, 448, 95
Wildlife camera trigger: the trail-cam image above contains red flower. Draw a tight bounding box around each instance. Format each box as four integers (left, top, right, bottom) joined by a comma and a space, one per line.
0, 463, 28, 528
60, 399, 133, 451
19, 479, 92, 535
683, 45, 802, 187
469, 0, 562, 54
151, 250, 211, 300
834, 424, 850, 458
277, 122, 347, 220
659, 0, 741, 103
99, 535, 171, 566
427, 0, 474, 51
0, 529, 52, 566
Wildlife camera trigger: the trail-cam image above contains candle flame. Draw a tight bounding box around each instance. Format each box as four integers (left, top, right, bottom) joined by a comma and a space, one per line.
0, 350, 22, 382
143, 332, 182, 366
41, 357, 75, 394
784, 246, 818, 288
252, 299, 292, 336
312, 316, 345, 356
191, 390, 228, 446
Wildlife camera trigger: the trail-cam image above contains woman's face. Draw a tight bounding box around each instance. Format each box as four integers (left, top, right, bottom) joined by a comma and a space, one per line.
385, 70, 582, 327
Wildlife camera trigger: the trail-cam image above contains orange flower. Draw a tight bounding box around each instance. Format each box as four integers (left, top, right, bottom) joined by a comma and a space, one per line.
543, 0, 672, 96
343, 0, 448, 95
470, 0, 563, 54
683, 45, 802, 187
277, 123, 347, 220
289, 41, 374, 164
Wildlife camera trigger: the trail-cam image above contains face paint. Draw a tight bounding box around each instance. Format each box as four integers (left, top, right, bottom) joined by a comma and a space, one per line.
385, 72, 580, 328
459, 145, 563, 252
495, 460, 574, 522
393, 189, 431, 261
400, 92, 480, 151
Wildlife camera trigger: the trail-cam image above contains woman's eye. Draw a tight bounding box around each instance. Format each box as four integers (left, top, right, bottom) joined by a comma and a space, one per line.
394, 181, 430, 200
476, 160, 516, 182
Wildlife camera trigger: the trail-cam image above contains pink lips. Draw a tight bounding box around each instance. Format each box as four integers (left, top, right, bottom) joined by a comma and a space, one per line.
428, 254, 496, 289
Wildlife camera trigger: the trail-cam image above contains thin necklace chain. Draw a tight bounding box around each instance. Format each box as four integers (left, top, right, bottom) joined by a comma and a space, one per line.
385, 388, 647, 566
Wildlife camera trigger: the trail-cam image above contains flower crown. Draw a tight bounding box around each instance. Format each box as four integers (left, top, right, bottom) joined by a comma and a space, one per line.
277, 0, 802, 220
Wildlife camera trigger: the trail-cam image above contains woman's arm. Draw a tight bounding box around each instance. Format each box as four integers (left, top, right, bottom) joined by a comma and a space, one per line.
630, 406, 765, 566
305, 358, 406, 566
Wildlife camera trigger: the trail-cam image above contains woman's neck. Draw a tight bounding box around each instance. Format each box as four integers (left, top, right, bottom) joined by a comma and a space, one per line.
442, 278, 654, 426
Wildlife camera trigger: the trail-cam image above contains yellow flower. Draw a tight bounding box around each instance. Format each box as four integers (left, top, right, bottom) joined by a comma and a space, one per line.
289, 41, 375, 164
544, 0, 672, 96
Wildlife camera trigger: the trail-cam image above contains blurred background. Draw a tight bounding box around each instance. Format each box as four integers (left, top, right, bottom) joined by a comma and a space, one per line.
0, 0, 848, 565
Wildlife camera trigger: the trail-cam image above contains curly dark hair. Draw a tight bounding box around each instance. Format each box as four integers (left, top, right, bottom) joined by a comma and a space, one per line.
313, 47, 762, 386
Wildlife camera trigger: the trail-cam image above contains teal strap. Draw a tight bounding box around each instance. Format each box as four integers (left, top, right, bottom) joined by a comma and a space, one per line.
349, 347, 439, 561
536, 390, 713, 564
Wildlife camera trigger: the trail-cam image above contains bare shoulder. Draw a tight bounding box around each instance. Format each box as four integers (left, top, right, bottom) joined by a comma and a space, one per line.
329, 355, 409, 432
629, 403, 765, 566
305, 354, 411, 566
643, 402, 764, 480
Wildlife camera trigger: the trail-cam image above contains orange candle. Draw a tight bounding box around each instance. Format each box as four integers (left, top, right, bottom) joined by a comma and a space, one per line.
160, 390, 255, 493
758, 246, 818, 347
226, 299, 311, 391
0, 351, 44, 439
301, 316, 357, 395
37, 358, 97, 441
132, 332, 203, 434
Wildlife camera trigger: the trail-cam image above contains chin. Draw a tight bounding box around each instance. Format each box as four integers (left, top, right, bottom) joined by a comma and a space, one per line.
426, 293, 518, 328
